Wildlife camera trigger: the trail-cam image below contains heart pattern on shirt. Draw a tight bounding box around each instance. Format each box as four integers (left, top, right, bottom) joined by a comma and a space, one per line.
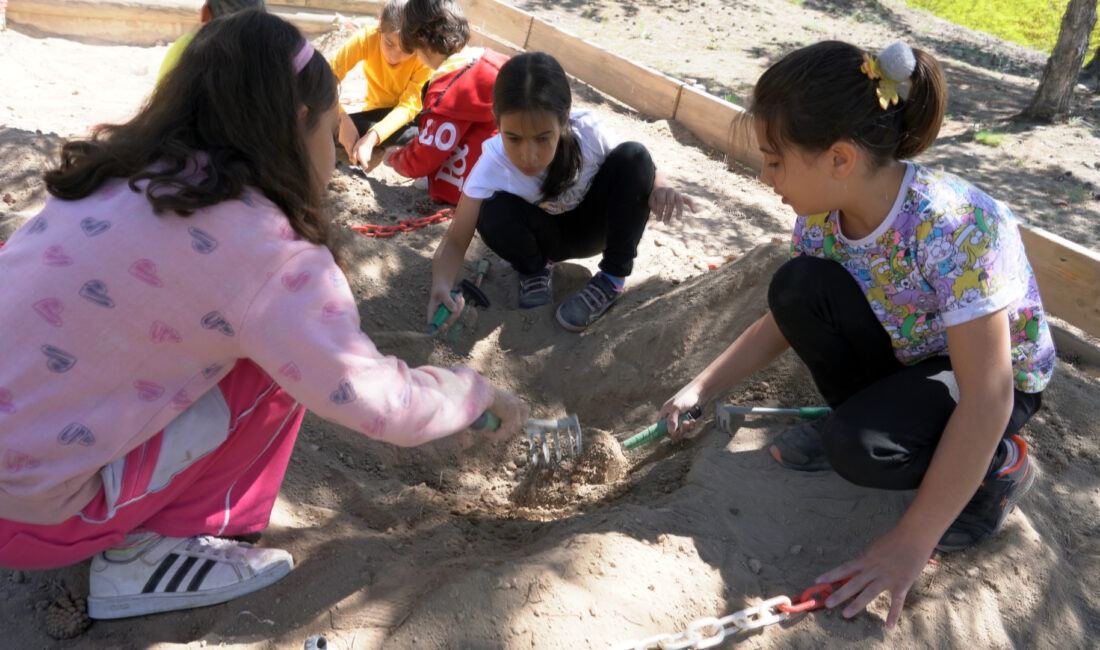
79, 279, 115, 308
279, 362, 302, 381
128, 259, 163, 287
80, 217, 111, 237
200, 310, 235, 336
41, 345, 77, 373
149, 320, 182, 344
188, 226, 218, 254
281, 271, 311, 292
133, 380, 165, 402
329, 378, 356, 405
43, 245, 73, 266
0, 388, 16, 414
57, 422, 96, 446
3, 450, 40, 472
33, 298, 64, 327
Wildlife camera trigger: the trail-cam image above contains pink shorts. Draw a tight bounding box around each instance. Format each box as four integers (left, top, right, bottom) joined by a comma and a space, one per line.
0, 359, 303, 570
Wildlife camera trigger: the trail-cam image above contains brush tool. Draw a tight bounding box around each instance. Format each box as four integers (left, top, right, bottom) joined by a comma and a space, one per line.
472, 412, 583, 468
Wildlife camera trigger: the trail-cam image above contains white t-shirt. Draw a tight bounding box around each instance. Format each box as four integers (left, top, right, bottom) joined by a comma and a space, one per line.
462, 110, 620, 214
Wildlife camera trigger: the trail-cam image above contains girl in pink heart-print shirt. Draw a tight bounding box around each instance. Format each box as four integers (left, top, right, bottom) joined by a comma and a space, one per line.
0, 10, 527, 621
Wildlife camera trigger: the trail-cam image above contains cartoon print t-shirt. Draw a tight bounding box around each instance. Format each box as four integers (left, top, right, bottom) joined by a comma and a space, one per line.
789, 162, 1054, 393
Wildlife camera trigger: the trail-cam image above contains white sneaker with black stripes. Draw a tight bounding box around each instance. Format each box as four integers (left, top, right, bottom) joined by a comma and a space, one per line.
87, 534, 293, 619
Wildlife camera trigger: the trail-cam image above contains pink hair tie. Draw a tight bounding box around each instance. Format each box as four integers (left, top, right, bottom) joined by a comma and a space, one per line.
292, 39, 314, 74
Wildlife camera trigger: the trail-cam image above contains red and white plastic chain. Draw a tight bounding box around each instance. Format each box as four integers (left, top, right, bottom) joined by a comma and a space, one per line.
610, 580, 848, 650
349, 207, 454, 238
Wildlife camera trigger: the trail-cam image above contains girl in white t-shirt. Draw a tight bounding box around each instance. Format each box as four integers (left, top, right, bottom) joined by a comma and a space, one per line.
428, 51, 696, 332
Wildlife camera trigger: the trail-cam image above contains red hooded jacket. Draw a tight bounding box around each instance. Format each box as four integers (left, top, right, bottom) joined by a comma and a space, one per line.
388, 48, 509, 205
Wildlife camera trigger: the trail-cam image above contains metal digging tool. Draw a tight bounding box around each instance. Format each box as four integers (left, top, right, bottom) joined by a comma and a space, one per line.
714, 405, 831, 433
472, 411, 583, 468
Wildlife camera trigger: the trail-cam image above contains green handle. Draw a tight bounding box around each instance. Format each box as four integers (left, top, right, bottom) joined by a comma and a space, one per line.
427, 290, 461, 332
623, 406, 702, 451
471, 411, 501, 431
797, 406, 832, 419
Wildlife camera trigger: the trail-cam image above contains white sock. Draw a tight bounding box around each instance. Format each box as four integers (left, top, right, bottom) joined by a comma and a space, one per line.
995, 437, 1020, 476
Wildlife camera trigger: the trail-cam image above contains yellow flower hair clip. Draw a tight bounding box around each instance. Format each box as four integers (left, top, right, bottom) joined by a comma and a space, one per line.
861, 43, 916, 110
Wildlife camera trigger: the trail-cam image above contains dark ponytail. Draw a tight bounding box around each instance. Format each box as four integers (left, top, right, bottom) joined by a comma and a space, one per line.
493, 52, 582, 201
752, 40, 947, 167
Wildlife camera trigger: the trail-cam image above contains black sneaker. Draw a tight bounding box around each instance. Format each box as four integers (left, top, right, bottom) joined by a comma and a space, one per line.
555, 273, 620, 332
518, 266, 553, 309
937, 435, 1038, 552
769, 418, 831, 472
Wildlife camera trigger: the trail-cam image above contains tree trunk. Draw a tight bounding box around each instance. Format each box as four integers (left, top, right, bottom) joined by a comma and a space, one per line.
1020, 0, 1098, 122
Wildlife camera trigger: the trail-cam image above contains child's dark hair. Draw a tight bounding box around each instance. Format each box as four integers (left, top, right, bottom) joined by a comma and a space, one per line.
752, 40, 947, 167
44, 10, 337, 249
379, 0, 408, 34
399, 0, 469, 57
493, 52, 581, 201
207, 0, 265, 19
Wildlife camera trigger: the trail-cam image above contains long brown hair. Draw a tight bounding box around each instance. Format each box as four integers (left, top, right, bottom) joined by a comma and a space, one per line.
752, 40, 947, 167
43, 10, 337, 248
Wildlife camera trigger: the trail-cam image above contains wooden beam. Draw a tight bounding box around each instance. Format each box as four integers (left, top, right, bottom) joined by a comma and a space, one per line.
1018, 225, 1100, 340
525, 17, 682, 120
468, 28, 523, 58
462, 0, 531, 49
673, 84, 760, 170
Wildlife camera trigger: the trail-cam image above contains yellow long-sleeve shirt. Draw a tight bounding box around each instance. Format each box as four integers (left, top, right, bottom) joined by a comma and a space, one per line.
329, 25, 432, 143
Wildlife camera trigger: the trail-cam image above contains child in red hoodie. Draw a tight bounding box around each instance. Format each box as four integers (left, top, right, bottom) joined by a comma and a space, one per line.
383, 0, 508, 205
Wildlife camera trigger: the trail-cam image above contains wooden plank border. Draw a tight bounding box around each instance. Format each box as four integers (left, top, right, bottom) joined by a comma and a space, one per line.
1019, 226, 1100, 339
8, 0, 1099, 338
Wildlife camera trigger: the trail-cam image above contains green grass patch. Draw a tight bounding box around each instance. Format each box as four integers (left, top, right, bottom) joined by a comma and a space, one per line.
974, 130, 1009, 146
906, 0, 1099, 62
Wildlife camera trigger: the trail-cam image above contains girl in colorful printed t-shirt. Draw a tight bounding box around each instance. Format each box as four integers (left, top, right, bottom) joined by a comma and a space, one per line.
659, 40, 1054, 629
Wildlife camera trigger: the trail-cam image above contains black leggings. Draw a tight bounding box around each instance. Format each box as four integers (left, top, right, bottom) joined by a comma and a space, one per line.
475, 142, 656, 278
348, 107, 418, 147
767, 256, 1042, 490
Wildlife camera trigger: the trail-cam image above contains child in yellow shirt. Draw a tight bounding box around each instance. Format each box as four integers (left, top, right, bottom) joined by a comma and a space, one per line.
158, 0, 266, 80
331, 0, 432, 173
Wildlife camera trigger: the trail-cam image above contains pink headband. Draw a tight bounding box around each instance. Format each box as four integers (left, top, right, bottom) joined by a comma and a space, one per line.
292, 39, 314, 74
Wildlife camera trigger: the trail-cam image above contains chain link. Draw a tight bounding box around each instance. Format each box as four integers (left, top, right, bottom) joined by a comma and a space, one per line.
610, 595, 794, 650
349, 208, 453, 238
608, 578, 859, 650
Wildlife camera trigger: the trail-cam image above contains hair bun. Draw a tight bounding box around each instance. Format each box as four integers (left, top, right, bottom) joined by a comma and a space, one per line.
878, 42, 916, 82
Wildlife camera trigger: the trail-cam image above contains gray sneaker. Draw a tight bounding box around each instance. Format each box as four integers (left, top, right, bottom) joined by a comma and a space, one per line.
518, 267, 553, 309
769, 418, 831, 472
555, 273, 620, 332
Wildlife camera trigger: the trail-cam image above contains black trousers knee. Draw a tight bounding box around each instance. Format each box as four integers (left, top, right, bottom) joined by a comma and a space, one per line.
767, 255, 1042, 490
475, 142, 656, 277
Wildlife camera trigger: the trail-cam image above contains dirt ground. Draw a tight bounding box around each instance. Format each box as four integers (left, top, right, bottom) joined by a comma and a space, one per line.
2, 0, 1100, 648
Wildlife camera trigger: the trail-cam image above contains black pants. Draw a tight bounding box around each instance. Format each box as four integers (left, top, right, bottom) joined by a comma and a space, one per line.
348, 107, 418, 147
767, 256, 1042, 490
475, 142, 656, 278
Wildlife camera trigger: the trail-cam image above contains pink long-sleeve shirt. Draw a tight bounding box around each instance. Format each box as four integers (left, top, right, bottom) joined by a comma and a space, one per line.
0, 178, 494, 524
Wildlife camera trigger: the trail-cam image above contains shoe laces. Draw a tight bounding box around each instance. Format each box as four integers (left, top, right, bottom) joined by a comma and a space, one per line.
577, 276, 616, 311
185, 535, 252, 562
519, 271, 551, 294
